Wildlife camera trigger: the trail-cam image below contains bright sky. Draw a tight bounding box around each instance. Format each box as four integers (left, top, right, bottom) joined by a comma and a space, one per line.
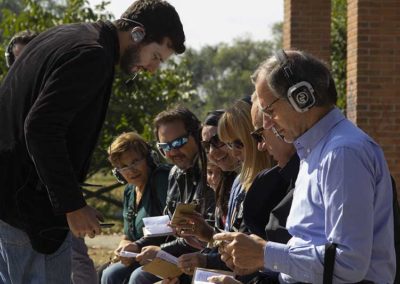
88, 0, 284, 50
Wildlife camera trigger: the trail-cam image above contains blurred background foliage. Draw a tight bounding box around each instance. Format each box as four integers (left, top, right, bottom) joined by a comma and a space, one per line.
0, 0, 346, 216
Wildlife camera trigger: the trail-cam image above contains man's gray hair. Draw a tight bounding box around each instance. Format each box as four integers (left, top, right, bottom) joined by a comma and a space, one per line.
252, 50, 337, 107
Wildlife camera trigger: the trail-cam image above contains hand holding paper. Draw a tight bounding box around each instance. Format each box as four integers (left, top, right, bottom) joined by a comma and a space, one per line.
142, 250, 182, 279
137, 245, 161, 265
213, 232, 266, 271
192, 268, 236, 284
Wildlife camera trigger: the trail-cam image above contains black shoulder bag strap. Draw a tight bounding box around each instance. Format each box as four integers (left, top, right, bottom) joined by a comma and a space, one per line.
323, 242, 337, 284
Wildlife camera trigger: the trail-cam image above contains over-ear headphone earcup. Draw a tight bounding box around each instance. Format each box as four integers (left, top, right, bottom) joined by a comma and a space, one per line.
131, 27, 145, 43
5, 39, 15, 68
287, 82, 316, 113
275, 49, 316, 113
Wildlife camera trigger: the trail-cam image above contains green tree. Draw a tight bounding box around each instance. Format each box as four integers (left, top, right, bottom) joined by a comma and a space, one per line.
180, 36, 279, 119
331, 0, 347, 110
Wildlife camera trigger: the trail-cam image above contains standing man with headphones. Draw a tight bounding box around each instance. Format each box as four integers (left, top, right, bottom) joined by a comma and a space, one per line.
214, 50, 396, 283
0, 0, 185, 283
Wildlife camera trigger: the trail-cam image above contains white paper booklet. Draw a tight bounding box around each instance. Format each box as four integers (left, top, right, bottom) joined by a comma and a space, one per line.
119, 250, 138, 258
156, 250, 178, 265
142, 215, 173, 237
192, 268, 235, 284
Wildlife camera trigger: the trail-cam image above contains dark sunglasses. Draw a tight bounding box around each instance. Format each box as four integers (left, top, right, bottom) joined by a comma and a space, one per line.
226, 139, 244, 150
250, 127, 265, 143
157, 134, 189, 155
201, 134, 225, 153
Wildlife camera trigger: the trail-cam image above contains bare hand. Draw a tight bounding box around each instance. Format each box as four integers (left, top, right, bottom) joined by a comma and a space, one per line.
173, 212, 214, 242
177, 252, 206, 275
136, 245, 161, 265
207, 276, 242, 284
114, 239, 133, 255
66, 205, 103, 238
213, 232, 266, 271
118, 241, 140, 266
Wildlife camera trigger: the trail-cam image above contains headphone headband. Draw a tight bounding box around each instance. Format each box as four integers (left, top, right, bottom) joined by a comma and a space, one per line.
275, 49, 316, 113
120, 17, 144, 27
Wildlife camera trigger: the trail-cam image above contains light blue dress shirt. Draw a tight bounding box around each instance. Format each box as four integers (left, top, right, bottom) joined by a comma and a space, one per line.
264, 108, 395, 283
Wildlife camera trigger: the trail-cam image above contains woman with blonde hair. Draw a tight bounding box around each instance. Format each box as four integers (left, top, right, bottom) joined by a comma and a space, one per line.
218, 98, 272, 231
101, 131, 171, 284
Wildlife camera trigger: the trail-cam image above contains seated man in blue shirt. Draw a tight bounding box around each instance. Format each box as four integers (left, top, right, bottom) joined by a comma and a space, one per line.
214, 50, 396, 283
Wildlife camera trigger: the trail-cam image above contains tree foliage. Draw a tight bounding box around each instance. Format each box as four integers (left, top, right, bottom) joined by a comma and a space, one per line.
179, 35, 280, 119
331, 0, 347, 110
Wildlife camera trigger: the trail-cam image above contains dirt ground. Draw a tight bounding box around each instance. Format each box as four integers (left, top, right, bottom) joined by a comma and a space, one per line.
85, 233, 122, 268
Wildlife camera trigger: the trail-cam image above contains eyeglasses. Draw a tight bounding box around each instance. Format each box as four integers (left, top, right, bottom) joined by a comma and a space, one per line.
261, 97, 281, 118
157, 134, 189, 155
250, 127, 265, 143
114, 157, 145, 174
201, 134, 225, 154
226, 140, 244, 150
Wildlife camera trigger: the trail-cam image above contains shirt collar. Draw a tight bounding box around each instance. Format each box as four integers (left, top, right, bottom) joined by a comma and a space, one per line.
293, 107, 345, 159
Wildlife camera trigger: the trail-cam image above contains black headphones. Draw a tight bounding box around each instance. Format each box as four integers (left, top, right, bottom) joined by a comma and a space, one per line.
121, 17, 146, 43
5, 38, 16, 68
275, 49, 316, 113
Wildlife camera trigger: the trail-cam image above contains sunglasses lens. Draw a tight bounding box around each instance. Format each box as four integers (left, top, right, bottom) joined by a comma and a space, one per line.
251, 133, 262, 143
211, 135, 225, 149
227, 140, 243, 149
173, 137, 188, 149
234, 140, 244, 149
158, 136, 188, 154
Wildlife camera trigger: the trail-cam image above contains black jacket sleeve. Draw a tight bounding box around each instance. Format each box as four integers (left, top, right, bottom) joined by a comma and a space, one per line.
24, 47, 108, 214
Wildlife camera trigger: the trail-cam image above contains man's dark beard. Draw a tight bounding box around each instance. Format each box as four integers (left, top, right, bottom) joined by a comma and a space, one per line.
120, 44, 140, 75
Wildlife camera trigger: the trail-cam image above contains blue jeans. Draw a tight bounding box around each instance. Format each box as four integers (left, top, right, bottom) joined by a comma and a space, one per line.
128, 266, 161, 284
71, 236, 97, 284
0, 219, 72, 284
101, 262, 139, 284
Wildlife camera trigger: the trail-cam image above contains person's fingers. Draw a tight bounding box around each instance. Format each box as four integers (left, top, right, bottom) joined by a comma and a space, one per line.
207, 275, 224, 283
213, 232, 237, 242
207, 275, 239, 284
120, 257, 132, 266
183, 266, 194, 275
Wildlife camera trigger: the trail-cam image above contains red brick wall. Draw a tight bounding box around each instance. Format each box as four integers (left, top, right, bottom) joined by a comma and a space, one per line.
283, 0, 331, 64
347, 0, 400, 192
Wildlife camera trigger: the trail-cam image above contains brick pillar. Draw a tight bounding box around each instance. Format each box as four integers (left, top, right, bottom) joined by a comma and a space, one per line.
347, 0, 400, 192
283, 0, 331, 64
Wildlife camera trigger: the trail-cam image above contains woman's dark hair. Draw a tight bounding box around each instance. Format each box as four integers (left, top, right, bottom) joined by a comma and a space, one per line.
115, 0, 185, 54
204, 109, 224, 127
203, 109, 236, 228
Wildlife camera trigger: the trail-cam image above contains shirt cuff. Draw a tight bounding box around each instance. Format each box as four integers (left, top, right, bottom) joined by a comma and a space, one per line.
264, 241, 289, 272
